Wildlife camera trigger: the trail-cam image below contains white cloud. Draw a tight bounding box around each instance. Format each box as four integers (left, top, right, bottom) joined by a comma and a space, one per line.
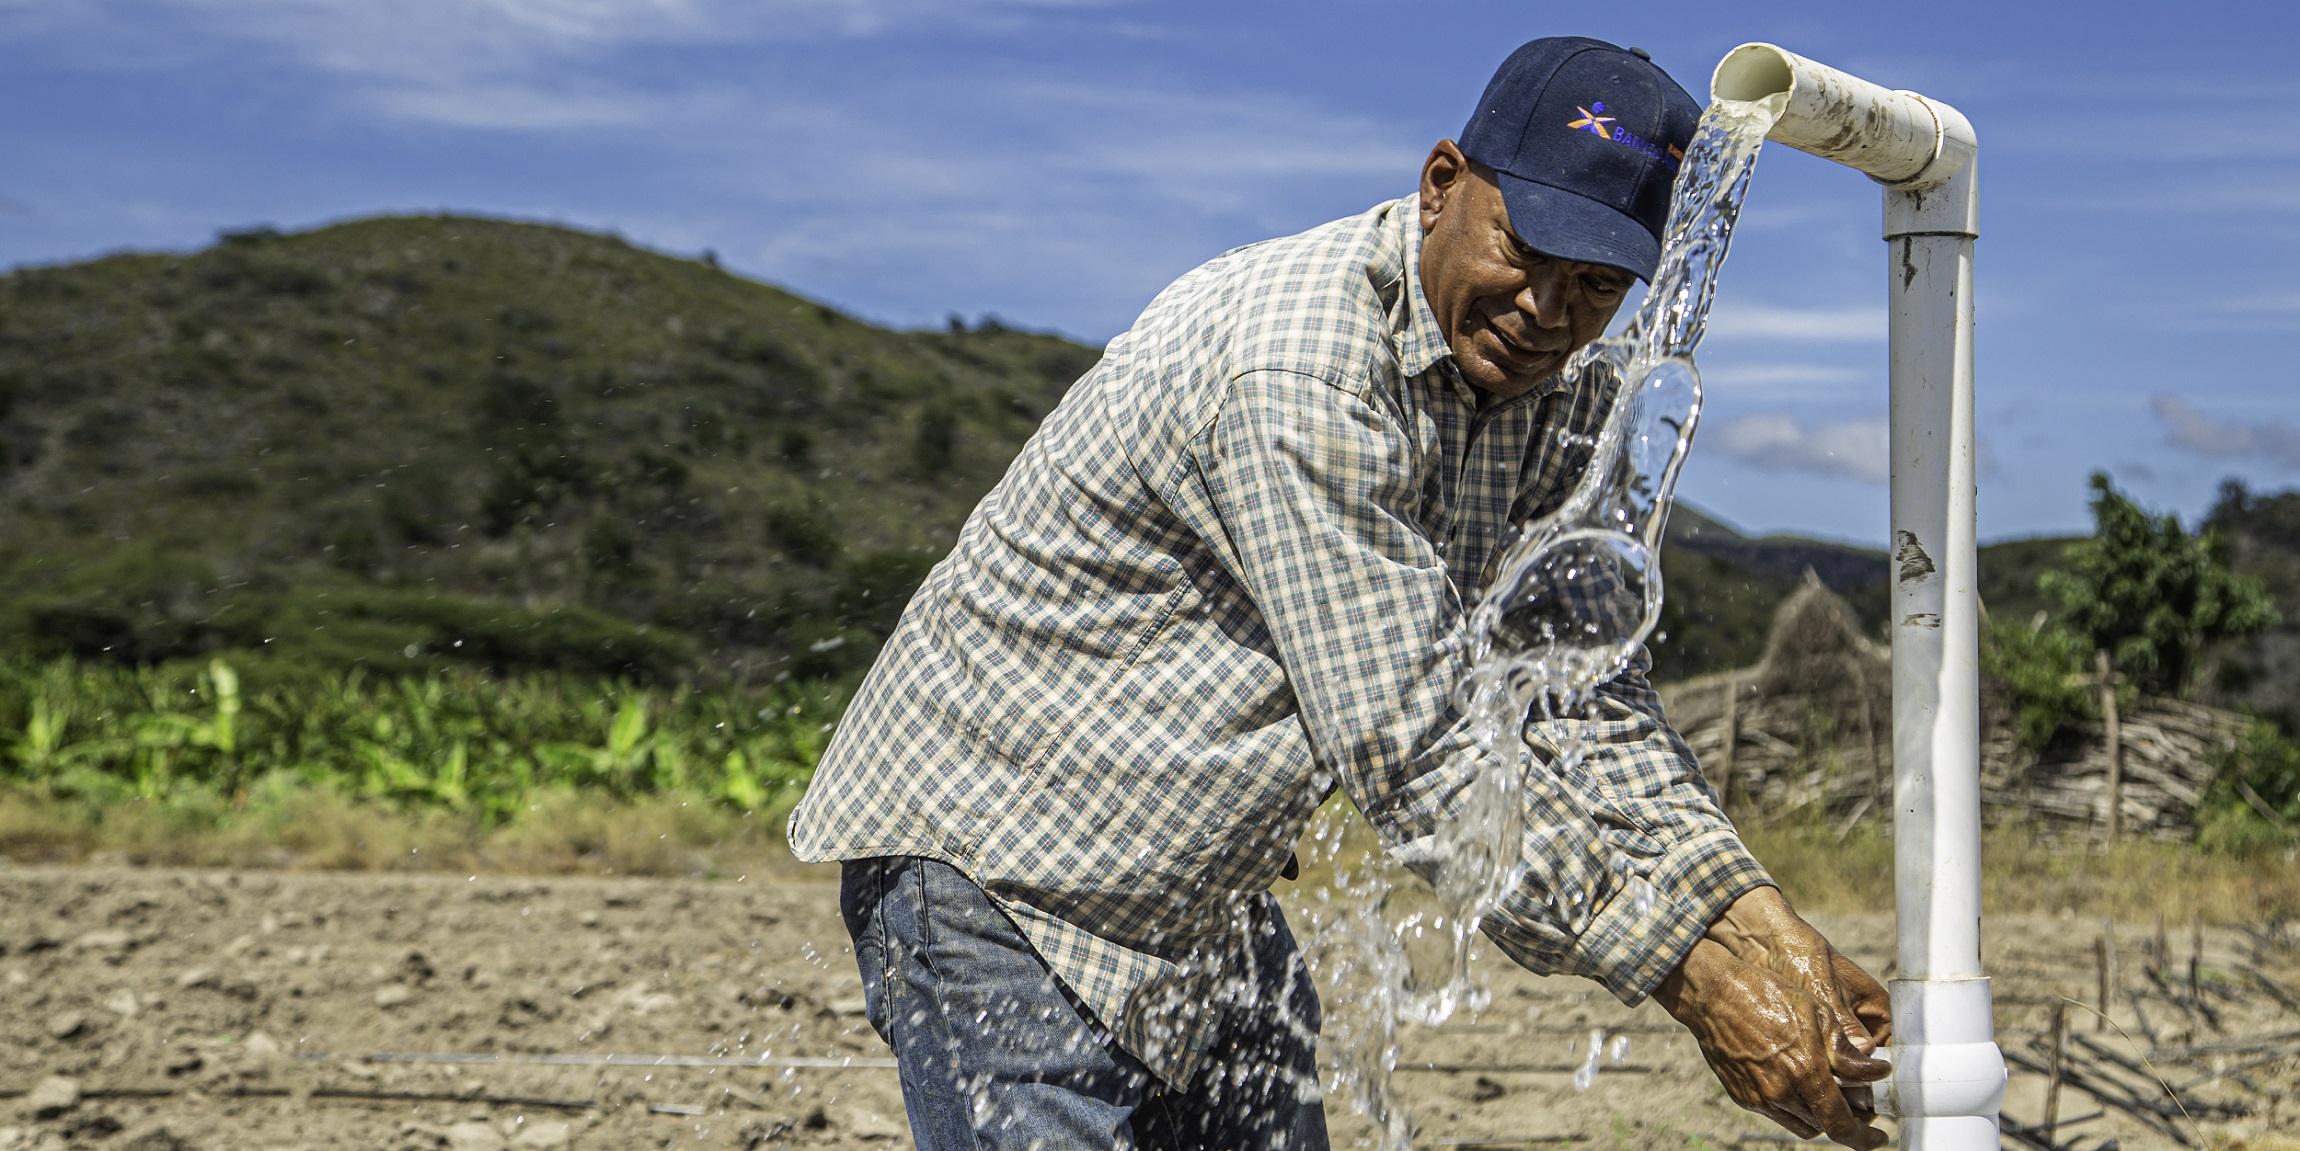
1709, 412, 1891, 484
2151, 395, 2300, 466
0, 0, 1123, 131
1698, 362, 1867, 400
1704, 303, 1887, 342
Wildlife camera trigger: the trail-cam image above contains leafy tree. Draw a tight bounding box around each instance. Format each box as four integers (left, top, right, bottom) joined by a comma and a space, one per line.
2040, 472, 2277, 696
2198, 720, 2300, 854
1979, 615, 2092, 754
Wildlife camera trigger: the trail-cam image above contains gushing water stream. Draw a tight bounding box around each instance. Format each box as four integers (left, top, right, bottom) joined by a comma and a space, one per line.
1301, 93, 1788, 1151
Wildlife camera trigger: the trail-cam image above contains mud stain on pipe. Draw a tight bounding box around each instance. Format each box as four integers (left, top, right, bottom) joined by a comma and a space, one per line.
1894, 529, 1935, 582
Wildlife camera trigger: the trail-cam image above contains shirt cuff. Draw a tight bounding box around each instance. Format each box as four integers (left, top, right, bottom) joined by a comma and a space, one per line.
1559, 829, 1776, 1005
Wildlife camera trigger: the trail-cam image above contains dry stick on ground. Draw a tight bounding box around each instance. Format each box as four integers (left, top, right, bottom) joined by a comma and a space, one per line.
2190, 912, 2205, 1004
2126, 987, 2162, 1048
2066, 1029, 2251, 1122
1997, 1113, 2080, 1151
2006, 1049, 2190, 1146
2236, 964, 2300, 1015
2044, 1002, 2068, 1134
2099, 921, 2118, 1034
2143, 964, 2224, 1033
2171, 1047, 2300, 1093
2048, 997, 2235, 1148
2147, 1028, 2300, 1060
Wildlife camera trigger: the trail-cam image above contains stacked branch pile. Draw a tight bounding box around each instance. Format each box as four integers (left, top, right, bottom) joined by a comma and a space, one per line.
1658, 574, 2249, 836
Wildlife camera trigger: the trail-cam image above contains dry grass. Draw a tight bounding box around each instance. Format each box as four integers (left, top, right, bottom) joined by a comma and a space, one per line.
0, 786, 811, 878
1290, 797, 2300, 928
7, 783, 2296, 928
1743, 822, 2300, 924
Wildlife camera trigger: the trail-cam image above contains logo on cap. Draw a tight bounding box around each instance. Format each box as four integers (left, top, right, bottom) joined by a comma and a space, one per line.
1566, 98, 1686, 172
1566, 102, 1616, 137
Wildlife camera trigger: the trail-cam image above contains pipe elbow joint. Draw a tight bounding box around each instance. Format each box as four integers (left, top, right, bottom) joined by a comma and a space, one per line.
1710, 43, 1978, 238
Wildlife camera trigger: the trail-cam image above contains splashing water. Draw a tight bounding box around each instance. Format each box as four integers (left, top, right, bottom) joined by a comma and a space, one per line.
1307, 92, 1788, 1150
1573, 1027, 1607, 1091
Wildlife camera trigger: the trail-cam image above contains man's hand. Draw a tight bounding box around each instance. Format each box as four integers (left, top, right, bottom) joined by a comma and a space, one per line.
1704, 886, 1892, 1053
1653, 887, 1893, 1149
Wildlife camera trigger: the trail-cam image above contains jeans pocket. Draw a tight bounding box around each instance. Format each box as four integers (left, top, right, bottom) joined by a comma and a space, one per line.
839, 859, 895, 1042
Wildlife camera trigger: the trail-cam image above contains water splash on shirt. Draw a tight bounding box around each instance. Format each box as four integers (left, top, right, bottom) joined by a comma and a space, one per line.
1307, 93, 1787, 1150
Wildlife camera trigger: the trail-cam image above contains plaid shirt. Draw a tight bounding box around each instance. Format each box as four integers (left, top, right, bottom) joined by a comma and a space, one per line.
789, 197, 1771, 1086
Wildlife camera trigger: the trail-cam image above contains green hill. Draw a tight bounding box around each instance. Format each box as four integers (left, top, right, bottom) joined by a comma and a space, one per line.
0, 216, 1094, 684
1651, 507, 2088, 683
0, 214, 2114, 692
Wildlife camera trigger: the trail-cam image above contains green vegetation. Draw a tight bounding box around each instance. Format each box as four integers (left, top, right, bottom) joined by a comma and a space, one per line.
2198, 719, 2300, 854
2199, 481, 2300, 732
2042, 471, 2276, 696
1982, 473, 2275, 750
1979, 615, 2094, 754
1973, 473, 2295, 846
0, 656, 835, 819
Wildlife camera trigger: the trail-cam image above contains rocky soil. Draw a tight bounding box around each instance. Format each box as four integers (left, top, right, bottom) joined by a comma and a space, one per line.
1, 865, 2293, 1150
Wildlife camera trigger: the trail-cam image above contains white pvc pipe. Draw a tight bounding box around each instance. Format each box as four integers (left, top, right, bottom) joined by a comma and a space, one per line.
1711, 44, 2003, 1151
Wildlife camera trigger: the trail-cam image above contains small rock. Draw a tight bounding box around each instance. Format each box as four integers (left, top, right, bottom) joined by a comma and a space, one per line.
507, 1120, 571, 1149
575, 911, 601, 928
825, 996, 868, 1017
443, 1121, 505, 1151
100, 990, 138, 1018
64, 1114, 123, 1140
242, 1031, 283, 1059
175, 969, 218, 991
848, 1109, 905, 1140
162, 1050, 202, 1076
24, 1076, 79, 1119
45, 1012, 85, 1041
0, 1126, 27, 1151
736, 1118, 794, 1149
119, 1125, 188, 1151
375, 984, 414, 1009
71, 930, 132, 954
220, 934, 258, 959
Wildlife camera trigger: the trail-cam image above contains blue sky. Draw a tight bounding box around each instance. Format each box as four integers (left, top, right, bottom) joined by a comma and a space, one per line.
1, 0, 2295, 544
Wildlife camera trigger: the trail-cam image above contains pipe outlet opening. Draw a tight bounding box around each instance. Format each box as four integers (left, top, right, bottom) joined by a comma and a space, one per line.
1711, 44, 1795, 103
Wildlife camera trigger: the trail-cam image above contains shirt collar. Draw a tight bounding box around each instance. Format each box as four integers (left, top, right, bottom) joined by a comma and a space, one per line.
1389, 195, 1453, 381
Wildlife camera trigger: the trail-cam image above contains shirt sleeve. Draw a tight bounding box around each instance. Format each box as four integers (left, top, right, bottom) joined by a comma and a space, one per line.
1192, 368, 1772, 1004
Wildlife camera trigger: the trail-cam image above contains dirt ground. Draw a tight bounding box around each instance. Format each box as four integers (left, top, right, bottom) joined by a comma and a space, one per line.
2, 864, 2294, 1151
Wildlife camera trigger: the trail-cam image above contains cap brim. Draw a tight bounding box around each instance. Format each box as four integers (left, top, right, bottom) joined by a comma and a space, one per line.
1494, 170, 1662, 282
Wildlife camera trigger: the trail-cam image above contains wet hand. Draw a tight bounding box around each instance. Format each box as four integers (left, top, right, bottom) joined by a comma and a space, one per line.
1704, 886, 1892, 1054
1655, 937, 1892, 1149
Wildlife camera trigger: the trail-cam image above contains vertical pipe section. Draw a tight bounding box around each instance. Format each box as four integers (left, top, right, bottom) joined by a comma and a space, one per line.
1711, 46, 2005, 1147
1884, 112, 2004, 1151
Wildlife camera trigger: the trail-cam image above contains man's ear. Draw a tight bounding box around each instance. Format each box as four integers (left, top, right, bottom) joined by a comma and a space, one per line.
1420, 140, 1468, 232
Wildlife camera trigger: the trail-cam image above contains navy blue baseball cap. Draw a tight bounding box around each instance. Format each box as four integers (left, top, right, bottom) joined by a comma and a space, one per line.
1458, 37, 1701, 281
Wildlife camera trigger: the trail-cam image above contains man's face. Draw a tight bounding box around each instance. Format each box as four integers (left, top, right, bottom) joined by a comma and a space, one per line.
1417, 141, 1638, 400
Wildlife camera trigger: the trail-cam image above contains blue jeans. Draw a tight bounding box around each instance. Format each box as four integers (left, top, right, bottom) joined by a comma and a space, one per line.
840, 857, 1329, 1150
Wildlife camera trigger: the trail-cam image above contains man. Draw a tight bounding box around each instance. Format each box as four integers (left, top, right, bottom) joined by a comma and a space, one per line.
791, 36, 1892, 1151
